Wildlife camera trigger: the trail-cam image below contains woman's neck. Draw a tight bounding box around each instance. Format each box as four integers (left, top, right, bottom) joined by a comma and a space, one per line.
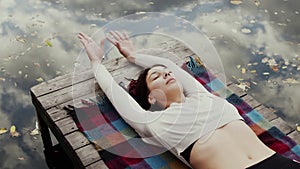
165, 92, 186, 108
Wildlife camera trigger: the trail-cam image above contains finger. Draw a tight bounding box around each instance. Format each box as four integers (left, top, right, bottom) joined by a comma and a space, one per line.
106, 36, 117, 46
123, 32, 129, 40
77, 34, 87, 46
115, 31, 124, 40
78, 32, 89, 41
79, 32, 94, 43
109, 31, 121, 41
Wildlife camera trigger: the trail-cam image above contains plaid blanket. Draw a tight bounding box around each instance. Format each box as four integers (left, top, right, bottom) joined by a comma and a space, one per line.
70, 56, 300, 169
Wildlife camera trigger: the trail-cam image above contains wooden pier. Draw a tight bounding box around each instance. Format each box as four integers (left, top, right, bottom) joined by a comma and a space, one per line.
30, 40, 300, 169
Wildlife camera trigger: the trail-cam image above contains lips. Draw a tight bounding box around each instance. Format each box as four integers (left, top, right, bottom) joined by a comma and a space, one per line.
166, 78, 175, 84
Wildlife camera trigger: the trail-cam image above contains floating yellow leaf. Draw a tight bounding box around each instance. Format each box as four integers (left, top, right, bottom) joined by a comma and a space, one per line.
30, 128, 39, 136
297, 125, 300, 132
18, 157, 25, 160
250, 70, 257, 74
36, 77, 44, 82
10, 125, 20, 137
241, 28, 251, 34
254, 0, 260, 7
0, 78, 5, 82
251, 81, 258, 85
16, 36, 26, 43
241, 68, 246, 74
10, 125, 16, 133
33, 62, 40, 67
45, 39, 53, 47
270, 65, 279, 72
0, 128, 8, 135
230, 0, 242, 5
236, 65, 241, 69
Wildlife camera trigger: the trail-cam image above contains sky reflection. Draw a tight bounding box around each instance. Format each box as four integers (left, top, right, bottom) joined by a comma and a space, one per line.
0, 0, 299, 168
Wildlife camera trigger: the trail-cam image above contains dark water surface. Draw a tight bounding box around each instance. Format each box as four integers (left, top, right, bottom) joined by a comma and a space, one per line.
0, 0, 299, 168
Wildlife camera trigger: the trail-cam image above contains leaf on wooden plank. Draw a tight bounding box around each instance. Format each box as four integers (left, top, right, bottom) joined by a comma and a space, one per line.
91, 140, 102, 151
10, 125, 20, 137
237, 82, 250, 91
0, 128, 8, 135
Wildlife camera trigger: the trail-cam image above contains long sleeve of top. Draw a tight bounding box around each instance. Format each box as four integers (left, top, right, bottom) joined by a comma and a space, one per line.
92, 53, 243, 157
91, 60, 157, 140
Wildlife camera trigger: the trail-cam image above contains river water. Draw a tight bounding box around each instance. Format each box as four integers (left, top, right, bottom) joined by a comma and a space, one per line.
0, 0, 299, 168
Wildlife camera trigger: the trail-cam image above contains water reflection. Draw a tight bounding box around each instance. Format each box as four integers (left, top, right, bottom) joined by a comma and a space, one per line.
0, 0, 299, 168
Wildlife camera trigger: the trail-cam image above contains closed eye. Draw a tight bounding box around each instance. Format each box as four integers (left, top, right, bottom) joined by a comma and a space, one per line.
153, 75, 159, 80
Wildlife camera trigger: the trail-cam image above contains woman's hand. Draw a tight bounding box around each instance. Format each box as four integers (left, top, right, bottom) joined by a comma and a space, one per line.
77, 32, 105, 64
106, 31, 135, 63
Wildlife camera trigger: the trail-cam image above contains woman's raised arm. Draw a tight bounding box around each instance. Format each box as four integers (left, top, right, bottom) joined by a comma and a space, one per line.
77, 32, 157, 135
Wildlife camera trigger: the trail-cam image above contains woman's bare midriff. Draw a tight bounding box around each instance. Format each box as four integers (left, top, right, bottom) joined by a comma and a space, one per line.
189, 120, 276, 169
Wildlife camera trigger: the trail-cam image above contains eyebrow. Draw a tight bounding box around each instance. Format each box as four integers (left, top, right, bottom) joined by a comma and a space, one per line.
149, 71, 158, 79
148, 67, 167, 79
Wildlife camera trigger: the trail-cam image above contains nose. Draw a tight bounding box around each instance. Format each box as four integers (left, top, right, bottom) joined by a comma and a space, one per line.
163, 72, 170, 79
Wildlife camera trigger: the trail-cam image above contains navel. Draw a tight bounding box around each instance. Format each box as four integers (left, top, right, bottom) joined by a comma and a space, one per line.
247, 155, 253, 160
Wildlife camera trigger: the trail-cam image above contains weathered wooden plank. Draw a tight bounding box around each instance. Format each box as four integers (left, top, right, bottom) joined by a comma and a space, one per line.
38, 78, 96, 109
75, 144, 101, 167
255, 105, 278, 121
65, 131, 90, 150
47, 89, 102, 115
287, 130, 300, 145
49, 109, 70, 122
86, 160, 108, 169
270, 117, 295, 135
55, 117, 78, 135
31, 69, 94, 97
242, 94, 261, 109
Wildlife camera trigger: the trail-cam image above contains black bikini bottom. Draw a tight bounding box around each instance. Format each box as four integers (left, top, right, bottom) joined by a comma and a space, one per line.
180, 140, 197, 163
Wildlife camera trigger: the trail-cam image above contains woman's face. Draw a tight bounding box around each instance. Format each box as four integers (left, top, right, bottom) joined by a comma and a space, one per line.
146, 65, 181, 99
